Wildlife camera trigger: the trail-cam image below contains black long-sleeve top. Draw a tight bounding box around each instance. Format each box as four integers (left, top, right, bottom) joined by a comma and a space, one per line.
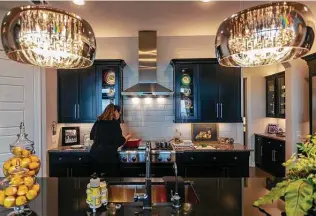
90, 120, 126, 163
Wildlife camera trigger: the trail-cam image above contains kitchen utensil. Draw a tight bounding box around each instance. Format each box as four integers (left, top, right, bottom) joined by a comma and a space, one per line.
125, 139, 141, 148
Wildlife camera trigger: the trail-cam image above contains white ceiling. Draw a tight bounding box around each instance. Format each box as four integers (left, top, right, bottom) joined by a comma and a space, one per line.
0, 1, 316, 38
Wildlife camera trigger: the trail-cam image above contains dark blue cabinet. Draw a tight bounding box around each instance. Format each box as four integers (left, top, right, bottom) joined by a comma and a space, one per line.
58, 60, 126, 123
171, 59, 242, 123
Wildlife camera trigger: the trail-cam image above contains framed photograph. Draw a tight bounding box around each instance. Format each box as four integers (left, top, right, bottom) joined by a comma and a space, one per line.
191, 123, 219, 143
61, 127, 80, 146
267, 124, 279, 134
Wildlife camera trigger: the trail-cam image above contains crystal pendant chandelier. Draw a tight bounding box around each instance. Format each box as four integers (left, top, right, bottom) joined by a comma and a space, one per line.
1, 6, 96, 69
215, 2, 315, 67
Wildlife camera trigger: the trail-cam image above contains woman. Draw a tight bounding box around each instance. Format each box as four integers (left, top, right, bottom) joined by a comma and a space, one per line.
90, 104, 131, 176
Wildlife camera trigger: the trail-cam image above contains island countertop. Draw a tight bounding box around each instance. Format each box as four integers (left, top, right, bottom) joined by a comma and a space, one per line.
0, 177, 284, 216
174, 144, 253, 152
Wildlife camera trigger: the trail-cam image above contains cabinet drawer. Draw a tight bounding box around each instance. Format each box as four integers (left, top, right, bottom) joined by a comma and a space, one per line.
49, 153, 90, 164
183, 152, 249, 164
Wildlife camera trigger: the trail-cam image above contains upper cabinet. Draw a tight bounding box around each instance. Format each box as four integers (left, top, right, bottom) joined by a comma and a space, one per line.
58, 60, 126, 123
265, 72, 285, 118
171, 59, 242, 123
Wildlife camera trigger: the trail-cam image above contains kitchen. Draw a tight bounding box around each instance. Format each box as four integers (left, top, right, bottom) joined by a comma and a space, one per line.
0, 1, 315, 215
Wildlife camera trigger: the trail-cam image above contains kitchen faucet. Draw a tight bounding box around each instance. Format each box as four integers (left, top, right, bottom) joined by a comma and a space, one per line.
171, 162, 181, 209
134, 141, 152, 210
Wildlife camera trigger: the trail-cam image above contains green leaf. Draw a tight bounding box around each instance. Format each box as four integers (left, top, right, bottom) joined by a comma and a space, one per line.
254, 181, 288, 206
285, 180, 313, 216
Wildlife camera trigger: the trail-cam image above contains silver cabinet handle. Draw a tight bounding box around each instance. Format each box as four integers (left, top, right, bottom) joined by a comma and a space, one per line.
220, 103, 223, 118
74, 104, 77, 119
77, 104, 80, 119
216, 103, 219, 118
260, 146, 263, 156
70, 168, 73, 177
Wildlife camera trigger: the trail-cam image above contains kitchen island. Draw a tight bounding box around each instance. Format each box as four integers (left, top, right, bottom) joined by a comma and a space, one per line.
0, 177, 283, 216
48, 144, 252, 178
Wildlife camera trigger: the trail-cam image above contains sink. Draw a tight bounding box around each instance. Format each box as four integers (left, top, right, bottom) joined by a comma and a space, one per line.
107, 181, 199, 205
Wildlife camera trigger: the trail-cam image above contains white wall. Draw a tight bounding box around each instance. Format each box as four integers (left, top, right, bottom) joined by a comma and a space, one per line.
51, 36, 243, 146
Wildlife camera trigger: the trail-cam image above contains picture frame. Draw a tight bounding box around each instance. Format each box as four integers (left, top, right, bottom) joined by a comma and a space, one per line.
267, 124, 279, 134
191, 123, 219, 143
61, 127, 80, 146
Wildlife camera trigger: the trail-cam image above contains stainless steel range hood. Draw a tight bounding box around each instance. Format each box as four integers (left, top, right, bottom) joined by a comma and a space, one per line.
121, 31, 173, 97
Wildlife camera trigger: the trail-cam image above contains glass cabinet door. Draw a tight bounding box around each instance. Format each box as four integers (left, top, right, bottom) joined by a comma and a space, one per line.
266, 78, 275, 117
276, 75, 285, 118
101, 68, 117, 110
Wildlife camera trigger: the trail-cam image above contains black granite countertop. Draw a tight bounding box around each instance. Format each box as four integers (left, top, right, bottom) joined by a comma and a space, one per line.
255, 133, 286, 142
174, 144, 253, 152
0, 177, 284, 216
48, 146, 90, 153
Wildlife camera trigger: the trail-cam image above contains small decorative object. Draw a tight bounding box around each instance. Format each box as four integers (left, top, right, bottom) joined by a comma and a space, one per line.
254, 134, 316, 216
215, 2, 315, 67
61, 127, 80, 146
182, 87, 191, 96
107, 87, 115, 97
174, 129, 182, 144
51, 121, 57, 136
267, 124, 279, 134
1, 5, 96, 69
183, 98, 192, 109
0, 122, 41, 216
104, 71, 115, 85
181, 74, 191, 85
86, 174, 108, 213
191, 123, 218, 143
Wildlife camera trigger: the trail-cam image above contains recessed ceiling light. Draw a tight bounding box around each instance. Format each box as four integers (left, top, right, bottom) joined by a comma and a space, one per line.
201, 0, 212, 2
73, 0, 85, 6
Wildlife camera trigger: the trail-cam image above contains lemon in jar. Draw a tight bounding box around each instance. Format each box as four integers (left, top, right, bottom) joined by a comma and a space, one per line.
12, 147, 23, 156
5, 186, 17, 196
22, 149, 31, 157
11, 158, 21, 166
17, 185, 28, 196
0, 190, 5, 205
10, 176, 24, 186
24, 177, 34, 188
31, 184, 40, 193
29, 155, 39, 163
21, 158, 31, 169
3, 196, 15, 208
15, 196, 27, 206
3, 160, 11, 171
29, 162, 39, 170
26, 190, 37, 200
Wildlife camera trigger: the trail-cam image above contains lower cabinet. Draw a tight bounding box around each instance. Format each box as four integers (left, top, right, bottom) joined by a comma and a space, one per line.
255, 135, 285, 177
49, 152, 91, 177
179, 151, 250, 177
120, 163, 174, 177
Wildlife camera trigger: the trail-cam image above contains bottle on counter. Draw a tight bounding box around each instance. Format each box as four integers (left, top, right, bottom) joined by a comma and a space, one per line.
86, 174, 102, 212
100, 181, 108, 205
174, 129, 182, 144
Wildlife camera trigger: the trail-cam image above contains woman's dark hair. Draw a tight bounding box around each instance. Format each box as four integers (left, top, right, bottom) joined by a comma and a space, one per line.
98, 104, 121, 120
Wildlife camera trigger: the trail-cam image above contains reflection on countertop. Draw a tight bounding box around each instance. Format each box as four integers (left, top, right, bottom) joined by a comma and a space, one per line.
0, 177, 284, 216
255, 133, 286, 142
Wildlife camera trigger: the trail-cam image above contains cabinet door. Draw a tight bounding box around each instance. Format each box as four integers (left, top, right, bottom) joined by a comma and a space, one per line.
276, 74, 285, 118
217, 66, 242, 122
198, 63, 219, 122
49, 164, 70, 177
262, 139, 273, 172
70, 165, 91, 177
174, 64, 199, 122
78, 67, 97, 122
272, 141, 286, 177
266, 76, 276, 117
255, 135, 263, 167
58, 70, 79, 123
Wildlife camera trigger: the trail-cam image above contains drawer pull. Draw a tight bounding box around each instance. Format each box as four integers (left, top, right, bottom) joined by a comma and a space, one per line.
190, 157, 194, 160
268, 142, 271, 144
78, 157, 82, 161
234, 157, 238, 160
213, 157, 216, 160
59, 157, 62, 161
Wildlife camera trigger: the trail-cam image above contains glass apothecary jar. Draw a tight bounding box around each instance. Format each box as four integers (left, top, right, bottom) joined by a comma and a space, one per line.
0, 167, 40, 216
3, 123, 41, 177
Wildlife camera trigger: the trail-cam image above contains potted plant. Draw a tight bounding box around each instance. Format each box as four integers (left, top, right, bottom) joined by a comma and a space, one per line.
254, 135, 316, 216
